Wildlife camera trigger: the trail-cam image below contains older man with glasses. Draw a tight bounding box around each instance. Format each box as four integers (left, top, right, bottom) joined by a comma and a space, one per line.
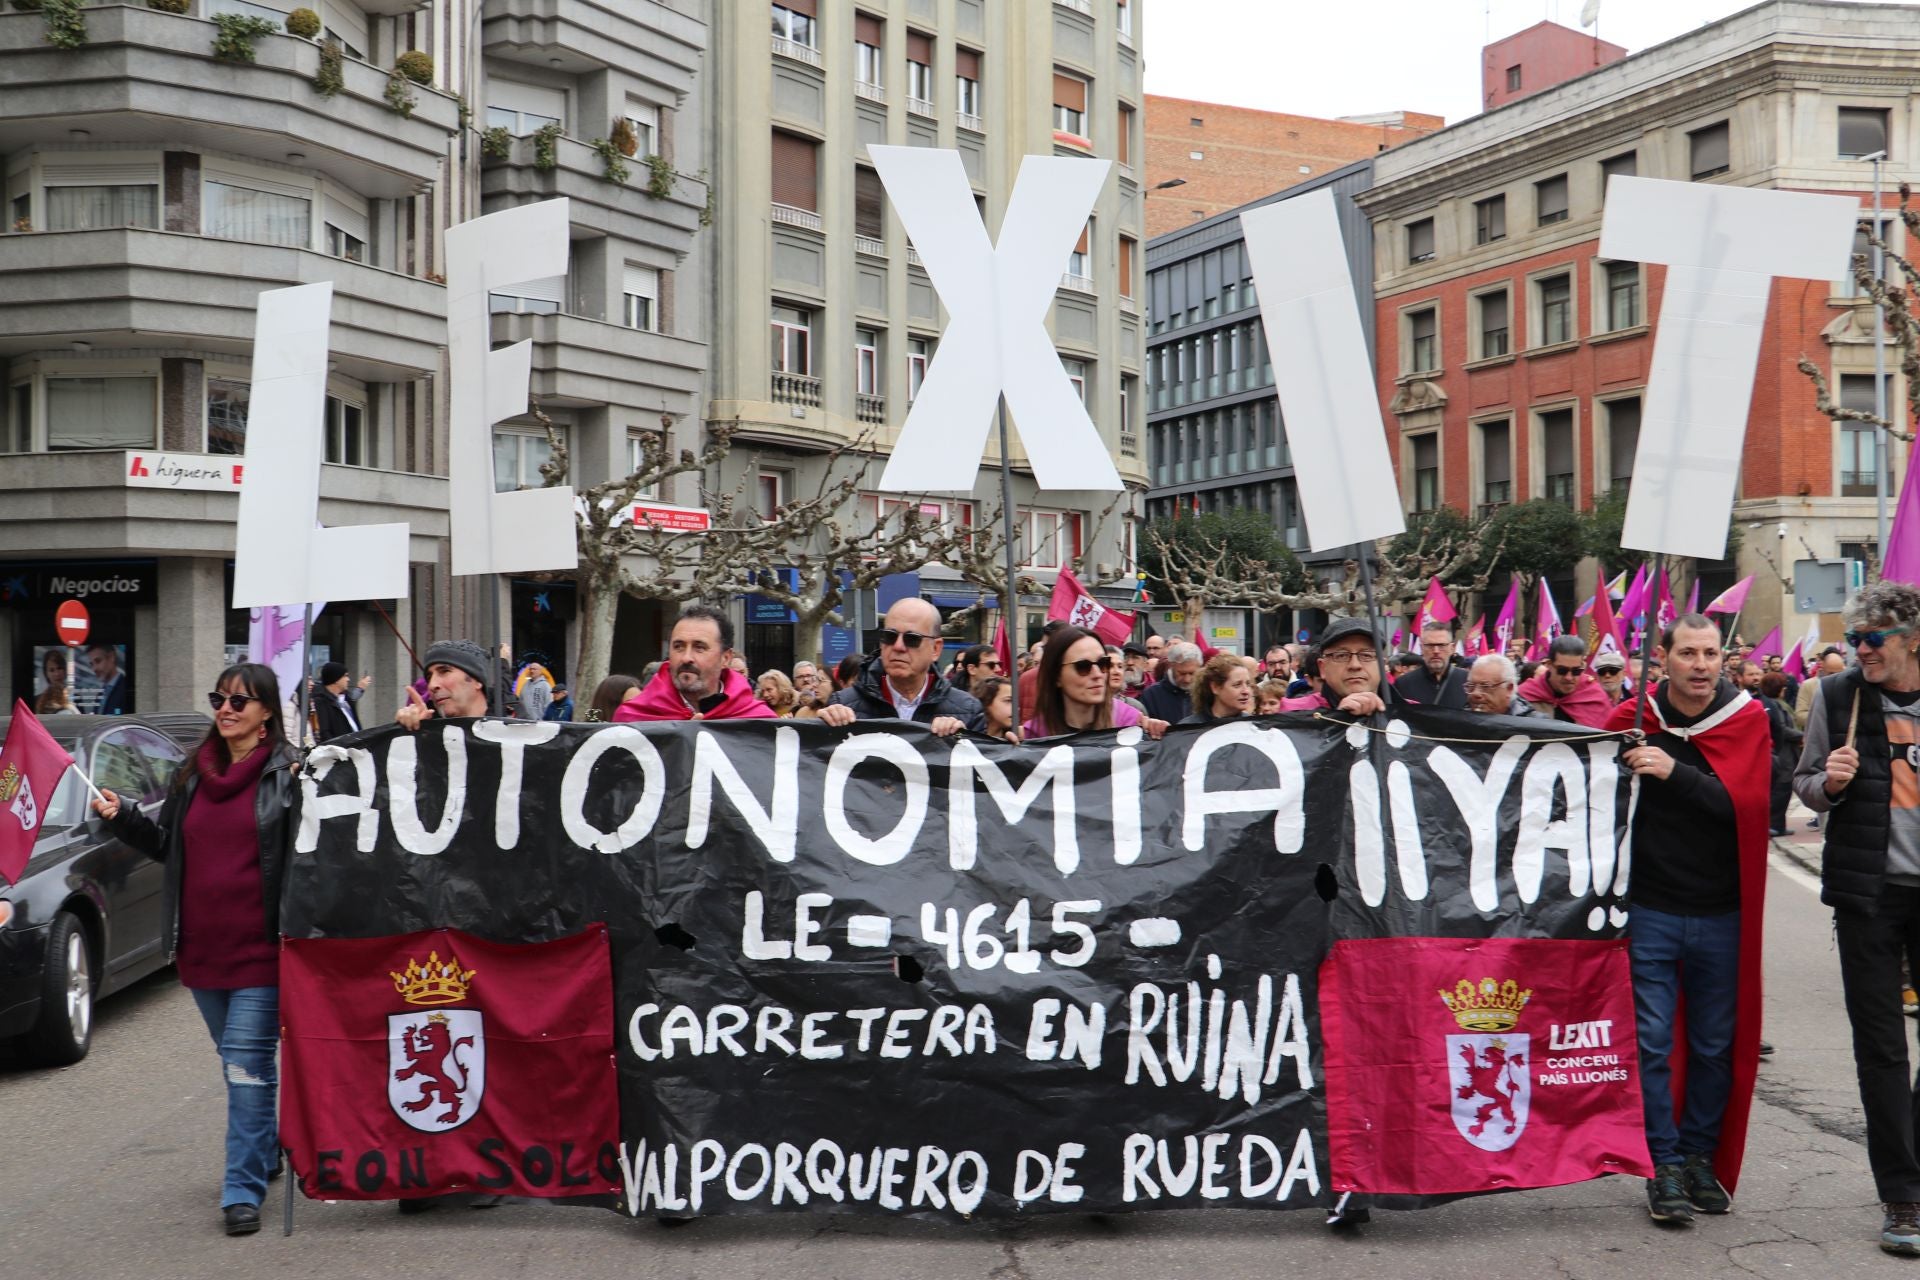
1397, 624, 1469, 709
819, 598, 983, 735
1284, 617, 1390, 716
1517, 635, 1614, 728
1795, 582, 1920, 1257
1463, 653, 1537, 718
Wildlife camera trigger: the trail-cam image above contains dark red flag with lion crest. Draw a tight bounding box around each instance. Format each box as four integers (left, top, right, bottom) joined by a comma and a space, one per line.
280, 925, 618, 1201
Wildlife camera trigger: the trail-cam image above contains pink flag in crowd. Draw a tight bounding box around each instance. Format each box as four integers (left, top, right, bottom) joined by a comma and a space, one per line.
1535, 579, 1563, 648
1463, 615, 1487, 657
1417, 577, 1457, 630
1747, 626, 1784, 664
1884, 466, 1920, 585
1589, 583, 1624, 670
1492, 581, 1522, 653
1704, 574, 1754, 617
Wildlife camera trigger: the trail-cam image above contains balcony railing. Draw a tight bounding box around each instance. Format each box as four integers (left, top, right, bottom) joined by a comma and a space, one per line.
1060, 272, 1096, 295
855, 80, 886, 104
772, 372, 822, 408
1119, 432, 1139, 458
772, 35, 822, 66
856, 393, 887, 425
907, 246, 924, 267
907, 96, 936, 118
855, 234, 886, 258
1120, 292, 1138, 313
771, 203, 824, 232
957, 111, 983, 133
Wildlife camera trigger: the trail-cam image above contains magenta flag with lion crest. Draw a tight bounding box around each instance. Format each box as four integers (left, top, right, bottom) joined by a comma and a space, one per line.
281, 925, 618, 1201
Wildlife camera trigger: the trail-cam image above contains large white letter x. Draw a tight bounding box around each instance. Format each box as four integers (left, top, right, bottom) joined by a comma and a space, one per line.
871, 147, 1119, 493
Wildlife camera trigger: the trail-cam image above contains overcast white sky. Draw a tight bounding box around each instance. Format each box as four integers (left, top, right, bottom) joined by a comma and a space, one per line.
1142, 0, 1914, 128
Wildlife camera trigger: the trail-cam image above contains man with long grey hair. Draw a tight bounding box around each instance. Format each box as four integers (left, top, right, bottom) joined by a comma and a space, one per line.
1795, 580, 1920, 1257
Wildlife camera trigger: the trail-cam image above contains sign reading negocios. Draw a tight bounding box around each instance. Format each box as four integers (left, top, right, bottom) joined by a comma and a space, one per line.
281, 712, 1652, 1220
0, 560, 159, 608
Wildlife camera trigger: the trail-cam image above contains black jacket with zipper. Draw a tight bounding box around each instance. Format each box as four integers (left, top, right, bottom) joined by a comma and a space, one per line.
105, 741, 302, 961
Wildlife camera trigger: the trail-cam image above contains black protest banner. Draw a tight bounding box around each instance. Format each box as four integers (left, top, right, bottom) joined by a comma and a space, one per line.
281, 708, 1640, 1220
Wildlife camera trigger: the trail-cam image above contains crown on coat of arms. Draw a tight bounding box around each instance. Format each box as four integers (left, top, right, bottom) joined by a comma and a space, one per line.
391, 950, 475, 1005
1439, 976, 1532, 1033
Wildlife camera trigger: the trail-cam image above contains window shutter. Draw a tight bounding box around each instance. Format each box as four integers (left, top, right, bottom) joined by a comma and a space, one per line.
770, 131, 818, 211
907, 30, 932, 64
1537, 175, 1568, 220
854, 11, 882, 44
1481, 290, 1507, 330
623, 264, 658, 300
487, 77, 567, 123
1117, 105, 1132, 164
955, 46, 980, 79
781, 0, 817, 16
1052, 72, 1087, 113
854, 166, 885, 238
1482, 423, 1511, 484
323, 194, 369, 244
1407, 218, 1434, 261
1119, 238, 1134, 295
1545, 413, 1574, 474
1074, 222, 1089, 255
1690, 122, 1729, 175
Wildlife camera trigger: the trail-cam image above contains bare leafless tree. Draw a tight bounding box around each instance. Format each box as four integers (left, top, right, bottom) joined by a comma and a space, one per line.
1799, 185, 1920, 456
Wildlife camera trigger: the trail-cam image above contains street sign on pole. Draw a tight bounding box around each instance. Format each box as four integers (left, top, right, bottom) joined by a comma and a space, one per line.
54, 600, 89, 648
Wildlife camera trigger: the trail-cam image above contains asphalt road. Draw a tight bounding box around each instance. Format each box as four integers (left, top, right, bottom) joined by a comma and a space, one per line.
1, 847, 1911, 1280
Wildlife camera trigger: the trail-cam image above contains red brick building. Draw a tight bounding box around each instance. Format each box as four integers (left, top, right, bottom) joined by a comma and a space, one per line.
1144, 95, 1442, 237
1482, 21, 1626, 112
1359, 2, 1914, 641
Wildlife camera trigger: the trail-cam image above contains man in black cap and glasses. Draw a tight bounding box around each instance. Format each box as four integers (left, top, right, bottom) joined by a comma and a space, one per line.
818, 597, 984, 735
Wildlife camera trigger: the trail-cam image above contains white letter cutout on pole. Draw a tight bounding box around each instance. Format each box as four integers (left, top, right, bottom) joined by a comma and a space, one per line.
1599, 176, 1857, 559
444, 199, 579, 576
1240, 190, 1405, 551
870, 146, 1119, 492
232, 283, 410, 608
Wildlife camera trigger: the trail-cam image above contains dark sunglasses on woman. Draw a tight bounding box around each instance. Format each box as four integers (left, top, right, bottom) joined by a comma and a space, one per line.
1066, 656, 1114, 676
207, 692, 261, 712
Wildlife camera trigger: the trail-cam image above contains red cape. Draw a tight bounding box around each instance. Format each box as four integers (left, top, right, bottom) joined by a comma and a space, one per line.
1517, 671, 1615, 728
1604, 685, 1771, 1192
614, 667, 776, 722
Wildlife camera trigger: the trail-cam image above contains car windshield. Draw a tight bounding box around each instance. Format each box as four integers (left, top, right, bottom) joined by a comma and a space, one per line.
41, 771, 85, 831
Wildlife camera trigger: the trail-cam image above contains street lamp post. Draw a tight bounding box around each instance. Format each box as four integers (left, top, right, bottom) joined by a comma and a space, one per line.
1861, 150, 1890, 562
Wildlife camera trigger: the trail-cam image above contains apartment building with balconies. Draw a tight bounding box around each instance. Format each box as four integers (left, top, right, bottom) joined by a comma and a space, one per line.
1362, 2, 1917, 641
705, 0, 1148, 672
0, 0, 709, 706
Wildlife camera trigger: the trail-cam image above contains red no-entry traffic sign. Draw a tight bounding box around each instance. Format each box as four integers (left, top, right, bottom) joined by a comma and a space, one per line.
54, 599, 89, 647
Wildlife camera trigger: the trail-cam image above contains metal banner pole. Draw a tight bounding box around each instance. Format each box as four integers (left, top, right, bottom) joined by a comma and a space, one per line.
488, 574, 504, 717
998, 395, 1021, 733
296, 603, 314, 750
1631, 552, 1663, 736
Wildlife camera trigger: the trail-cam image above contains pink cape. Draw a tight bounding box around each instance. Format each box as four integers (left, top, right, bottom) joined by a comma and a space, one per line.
1515, 671, 1614, 728
614, 666, 776, 722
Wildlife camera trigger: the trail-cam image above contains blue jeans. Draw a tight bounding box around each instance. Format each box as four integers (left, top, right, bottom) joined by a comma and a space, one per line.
1628, 906, 1741, 1167
189, 986, 280, 1209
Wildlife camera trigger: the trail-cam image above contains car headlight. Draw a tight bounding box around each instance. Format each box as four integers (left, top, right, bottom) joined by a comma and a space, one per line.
0, 900, 13, 928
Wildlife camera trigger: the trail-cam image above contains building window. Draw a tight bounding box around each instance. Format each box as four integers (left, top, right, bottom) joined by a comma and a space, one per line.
1540, 407, 1575, 504
623, 101, 659, 158
771, 305, 812, 374
906, 30, 934, 110
1067, 221, 1091, 280
484, 78, 565, 135
1840, 374, 1892, 496
1535, 174, 1568, 225
1019, 509, 1082, 570
1062, 357, 1087, 403
324, 223, 365, 263
1846, 219, 1894, 297
1605, 397, 1641, 492
1412, 433, 1439, 512
908, 337, 932, 401
206, 378, 249, 455
1505, 65, 1521, 92
1116, 0, 1131, 36
855, 327, 880, 395
1603, 260, 1640, 330
1689, 121, 1730, 180
7, 382, 30, 454
770, 3, 816, 48
1536, 272, 1573, 346
622, 264, 658, 331
204, 179, 311, 248
328, 396, 369, 467
1839, 107, 1890, 160
1600, 151, 1636, 201
756, 470, 789, 520
854, 166, 885, 245
45, 184, 159, 231
1117, 102, 1134, 166
771, 130, 819, 214
1479, 419, 1511, 511
956, 54, 982, 122
1407, 306, 1437, 373
1118, 236, 1136, 300
1119, 375, 1135, 445
1474, 194, 1506, 245
1052, 71, 1089, 141
46, 376, 157, 450
1406, 217, 1435, 264
854, 10, 883, 89
1476, 288, 1510, 358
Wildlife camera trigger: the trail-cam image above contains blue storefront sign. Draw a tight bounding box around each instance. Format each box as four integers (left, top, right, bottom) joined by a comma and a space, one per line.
742, 568, 800, 625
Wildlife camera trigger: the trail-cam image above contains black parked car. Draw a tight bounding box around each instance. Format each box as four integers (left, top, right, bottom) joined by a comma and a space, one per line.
0, 714, 207, 1064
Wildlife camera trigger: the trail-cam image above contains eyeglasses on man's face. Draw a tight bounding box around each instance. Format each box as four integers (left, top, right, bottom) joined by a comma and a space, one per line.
1321, 648, 1377, 667
879, 628, 935, 650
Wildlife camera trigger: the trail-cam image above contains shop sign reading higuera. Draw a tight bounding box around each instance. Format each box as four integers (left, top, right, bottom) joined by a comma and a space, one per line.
124, 452, 245, 493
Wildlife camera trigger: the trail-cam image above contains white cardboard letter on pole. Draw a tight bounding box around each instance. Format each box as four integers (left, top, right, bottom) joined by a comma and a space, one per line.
444, 199, 579, 576
1599, 176, 1857, 559
232, 284, 409, 608
870, 146, 1119, 493
1240, 190, 1405, 552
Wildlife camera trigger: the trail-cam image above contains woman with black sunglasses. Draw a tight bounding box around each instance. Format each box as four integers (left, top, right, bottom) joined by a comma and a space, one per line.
1022, 625, 1169, 740
88, 663, 300, 1238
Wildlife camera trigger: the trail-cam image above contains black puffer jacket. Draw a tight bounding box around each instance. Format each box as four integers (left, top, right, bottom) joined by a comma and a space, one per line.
1819, 668, 1892, 916
829, 655, 986, 732
106, 741, 302, 960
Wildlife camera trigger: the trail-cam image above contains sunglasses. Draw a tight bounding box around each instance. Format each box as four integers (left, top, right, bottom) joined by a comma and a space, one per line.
1550, 665, 1584, 677
975, 657, 1003, 669
1066, 656, 1115, 677
1846, 626, 1911, 649
206, 691, 260, 712
878, 628, 936, 650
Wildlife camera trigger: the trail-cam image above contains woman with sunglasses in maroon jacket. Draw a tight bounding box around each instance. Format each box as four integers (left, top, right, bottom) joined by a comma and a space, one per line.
90, 662, 300, 1238
1022, 625, 1170, 741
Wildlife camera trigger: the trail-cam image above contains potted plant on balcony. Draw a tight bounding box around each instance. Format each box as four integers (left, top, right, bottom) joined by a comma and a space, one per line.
591, 137, 629, 185
481, 126, 512, 162
284, 6, 321, 38
394, 50, 433, 85
146, 0, 191, 13
609, 116, 639, 159
384, 66, 416, 118
531, 122, 561, 171
19, 0, 86, 50
312, 37, 344, 98
211, 13, 279, 62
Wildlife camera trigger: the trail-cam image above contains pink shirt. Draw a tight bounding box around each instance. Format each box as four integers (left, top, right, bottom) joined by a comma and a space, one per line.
1022, 698, 1143, 740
